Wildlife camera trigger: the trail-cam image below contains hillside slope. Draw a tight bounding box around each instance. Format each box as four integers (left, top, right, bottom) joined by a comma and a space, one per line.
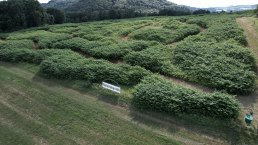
44, 0, 190, 13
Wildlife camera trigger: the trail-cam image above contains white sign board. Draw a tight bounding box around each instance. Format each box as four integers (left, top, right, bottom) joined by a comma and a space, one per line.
102, 82, 121, 94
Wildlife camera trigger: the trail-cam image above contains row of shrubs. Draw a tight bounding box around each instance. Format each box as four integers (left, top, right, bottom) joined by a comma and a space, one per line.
39, 54, 151, 85
133, 75, 241, 119
0, 39, 34, 49
124, 45, 168, 73
52, 37, 158, 60
0, 48, 74, 64
6, 30, 71, 49
0, 48, 151, 86
129, 24, 200, 44
172, 41, 256, 94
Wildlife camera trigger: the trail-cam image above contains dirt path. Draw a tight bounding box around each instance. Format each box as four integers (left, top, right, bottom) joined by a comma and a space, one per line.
237, 17, 258, 127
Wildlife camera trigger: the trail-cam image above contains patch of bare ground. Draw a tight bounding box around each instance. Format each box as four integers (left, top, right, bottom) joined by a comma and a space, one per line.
121, 36, 129, 41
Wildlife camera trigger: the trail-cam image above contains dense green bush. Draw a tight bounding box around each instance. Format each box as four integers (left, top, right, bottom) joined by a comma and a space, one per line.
124, 46, 167, 72
172, 41, 256, 94
7, 30, 71, 48
133, 75, 241, 119
88, 44, 131, 60
52, 37, 90, 50
202, 23, 247, 46
52, 39, 155, 60
33, 49, 76, 64
0, 48, 36, 63
0, 40, 34, 49
40, 54, 151, 85
186, 18, 208, 28
130, 24, 200, 44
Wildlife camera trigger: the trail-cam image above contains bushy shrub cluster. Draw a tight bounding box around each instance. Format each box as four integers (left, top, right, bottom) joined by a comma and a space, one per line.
172, 41, 256, 94
0, 40, 34, 49
186, 18, 208, 28
124, 46, 168, 72
0, 48, 36, 63
52, 38, 157, 60
7, 30, 71, 48
201, 23, 247, 46
130, 24, 200, 44
133, 75, 241, 119
39, 54, 151, 85
0, 48, 75, 64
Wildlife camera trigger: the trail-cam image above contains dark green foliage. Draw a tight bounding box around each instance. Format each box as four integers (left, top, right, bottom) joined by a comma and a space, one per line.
130, 25, 200, 44
124, 46, 167, 72
87, 44, 131, 60
0, 40, 34, 49
52, 37, 90, 50
193, 9, 210, 15
255, 5, 258, 18
39, 54, 151, 85
133, 75, 241, 119
0, 33, 9, 40
52, 39, 155, 60
46, 8, 65, 24
202, 23, 247, 45
172, 41, 256, 94
0, 0, 47, 32
159, 8, 191, 16
0, 48, 35, 63
33, 49, 76, 64
186, 19, 208, 28
0, 47, 76, 64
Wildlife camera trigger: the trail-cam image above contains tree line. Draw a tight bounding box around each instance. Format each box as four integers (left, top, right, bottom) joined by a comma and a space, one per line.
0, 0, 212, 32
0, 0, 65, 32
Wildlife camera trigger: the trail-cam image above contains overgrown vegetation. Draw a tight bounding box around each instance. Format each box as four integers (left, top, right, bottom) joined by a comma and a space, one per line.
133, 75, 241, 119
0, 13, 256, 122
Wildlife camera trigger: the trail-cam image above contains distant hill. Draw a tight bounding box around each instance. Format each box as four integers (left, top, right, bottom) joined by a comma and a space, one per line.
43, 0, 190, 13
204, 5, 257, 12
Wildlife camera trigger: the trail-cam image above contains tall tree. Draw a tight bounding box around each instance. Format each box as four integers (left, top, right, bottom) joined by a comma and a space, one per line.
46, 8, 65, 24
0, 0, 46, 31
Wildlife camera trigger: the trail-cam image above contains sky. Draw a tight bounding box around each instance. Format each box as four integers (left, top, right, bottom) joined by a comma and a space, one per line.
168, 0, 258, 8
2, 0, 257, 8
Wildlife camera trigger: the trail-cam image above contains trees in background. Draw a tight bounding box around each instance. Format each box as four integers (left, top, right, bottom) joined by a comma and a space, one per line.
159, 8, 191, 16
0, 0, 46, 31
46, 8, 65, 24
0, 0, 65, 32
193, 9, 210, 15
255, 5, 258, 17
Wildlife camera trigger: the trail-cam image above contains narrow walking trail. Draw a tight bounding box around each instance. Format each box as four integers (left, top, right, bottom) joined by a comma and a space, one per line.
237, 17, 258, 127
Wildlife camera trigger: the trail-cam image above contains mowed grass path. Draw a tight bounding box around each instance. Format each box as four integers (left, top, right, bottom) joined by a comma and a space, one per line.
237, 17, 258, 128
0, 63, 182, 145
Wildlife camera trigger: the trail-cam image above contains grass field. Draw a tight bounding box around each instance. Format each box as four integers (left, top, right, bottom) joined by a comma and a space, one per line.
1, 13, 258, 144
